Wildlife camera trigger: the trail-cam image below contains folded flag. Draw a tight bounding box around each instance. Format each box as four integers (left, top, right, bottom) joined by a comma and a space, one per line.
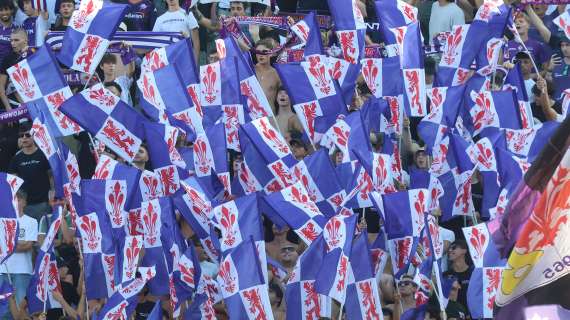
372, 189, 430, 239
60, 83, 145, 162
320, 110, 371, 164
553, 9, 570, 40
58, 0, 127, 74
267, 257, 288, 283
92, 154, 142, 212
217, 239, 274, 320
354, 150, 397, 194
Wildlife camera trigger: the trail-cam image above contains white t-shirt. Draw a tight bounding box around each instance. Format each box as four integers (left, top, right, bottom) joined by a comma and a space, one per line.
0, 214, 38, 275
152, 9, 198, 35
428, 2, 465, 43
115, 75, 133, 106
524, 78, 536, 103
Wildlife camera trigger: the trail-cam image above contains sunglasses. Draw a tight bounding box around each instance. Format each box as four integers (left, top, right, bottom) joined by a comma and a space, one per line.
280, 247, 296, 253
19, 133, 31, 138
398, 281, 415, 288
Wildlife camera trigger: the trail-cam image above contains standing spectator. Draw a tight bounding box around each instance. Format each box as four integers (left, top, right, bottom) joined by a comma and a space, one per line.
96, 53, 134, 105
0, 0, 16, 67
8, 122, 53, 222
0, 190, 38, 311
443, 239, 473, 315
230, 1, 254, 47
505, 13, 549, 70
254, 39, 281, 114
0, 28, 36, 111
274, 87, 303, 141
19, 0, 48, 47
513, 52, 537, 103
152, 0, 200, 61
548, 35, 570, 100
533, 77, 564, 122
428, 0, 465, 43
122, 0, 157, 31
50, 0, 74, 31
390, 274, 419, 317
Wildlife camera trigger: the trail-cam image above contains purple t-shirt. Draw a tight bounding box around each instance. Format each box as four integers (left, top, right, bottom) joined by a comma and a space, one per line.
552, 63, 570, 100
505, 38, 550, 65
123, 0, 157, 31
0, 23, 16, 66
22, 17, 37, 47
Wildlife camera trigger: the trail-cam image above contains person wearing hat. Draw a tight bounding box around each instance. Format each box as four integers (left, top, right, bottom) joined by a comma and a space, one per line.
8, 122, 53, 222
443, 239, 473, 316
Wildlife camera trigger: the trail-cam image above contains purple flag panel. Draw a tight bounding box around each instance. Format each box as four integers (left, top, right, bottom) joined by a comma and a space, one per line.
92, 154, 142, 212
60, 84, 145, 162
360, 57, 403, 99
466, 267, 503, 318
290, 11, 325, 58
217, 239, 274, 320
467, 89, 521, 136
320, 110, 371, 164
58, 0, 128, 74
524, 305, 570, 320
372, 189, 430, 239
345, 232, 384, 320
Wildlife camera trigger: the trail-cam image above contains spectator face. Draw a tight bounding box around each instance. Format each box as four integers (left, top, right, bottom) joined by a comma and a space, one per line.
276, 89, 290, 107
0, 6, 13, 24
255, 45, 270, 65
397, 277, 417, 297
415, 151, 428, 169
230, 2, 245, 17
561, 42, 570, 58
292, 144, 307, 160
519, 58, 533, 76
208, 51, 219, 63
59, 2, 75, 19
101, 61, 116, 77
515, 16, 529, 35
134, 146, 149, 163
18, 130, 33, 149
232, 155, 243, 173
448, 243, 467, 262
279, 243, 298, 265
23, 0, 35, 16
10, 31, 27, 53
166, 0, 179, 9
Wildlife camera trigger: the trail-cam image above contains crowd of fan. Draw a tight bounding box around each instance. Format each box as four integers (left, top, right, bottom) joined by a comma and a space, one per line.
0, 0, 568, 319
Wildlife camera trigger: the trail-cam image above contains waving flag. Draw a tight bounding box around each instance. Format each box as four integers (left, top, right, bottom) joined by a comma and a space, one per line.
216, 36, 274, 120
291, 149, 346, 217
116, 235, 143, 285
425, 85, 465, 127
286, 236, 331, 320
327, 0, 366, 64
320, 110, 371, 164
267, 257, 288, 282
138, 197, 176, 296
496, 146, 570, 306
138, 63, 196, 128
553, 9, 570, 40
374, 189, 430, 239
58, 0, 127, 74
26, 208, 62, 314
0, 173, 22, 264
315, 214, 358, 304
92, 154, 142, 211
467, 89, 521, 136
199, 57, 241, 113
374, 0, 417, 46
462, 223, 505, 268
97, 267, 156, 320
345, 231, 384, 320
217, 239, 274, 320
354, 150, 397, 195
290, 11, 325, 57
275, 57, 348, 145
60, 83, 145, 162
263, 181, 328, 245
467, 267, 504, 318
9, 46, 81, 138
360, 57, 403, 99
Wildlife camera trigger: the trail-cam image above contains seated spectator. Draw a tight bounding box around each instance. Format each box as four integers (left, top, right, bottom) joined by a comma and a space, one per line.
152, 0, 200, 61
0, 190, 38, 312
97, 53, 134, 105
443, 239, 473, 316
0, 28, 35, 110
50, 0, 74, 31
8, 122, 53, 221
428, 0, 464, 43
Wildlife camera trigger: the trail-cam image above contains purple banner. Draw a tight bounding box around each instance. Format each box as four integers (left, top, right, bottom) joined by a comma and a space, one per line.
0, 105, 29, 124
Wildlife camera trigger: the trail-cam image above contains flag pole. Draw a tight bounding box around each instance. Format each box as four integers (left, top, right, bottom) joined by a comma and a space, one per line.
382, 228, 404, 315
338, 301, 344, 320
43, 258, 49, 314
4, 266, 19, 312
76, 237, 89, 320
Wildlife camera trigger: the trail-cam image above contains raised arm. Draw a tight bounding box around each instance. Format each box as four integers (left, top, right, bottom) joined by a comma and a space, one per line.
525, 5, 552, 43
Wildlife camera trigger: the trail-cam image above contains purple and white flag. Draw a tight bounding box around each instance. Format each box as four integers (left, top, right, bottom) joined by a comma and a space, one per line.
467, 267, 504, 318
0, 173, 22, 264
360, 57, 403, 99
58, 0, 127, 74
327, 0, 366, 64
462, 223, 505, 268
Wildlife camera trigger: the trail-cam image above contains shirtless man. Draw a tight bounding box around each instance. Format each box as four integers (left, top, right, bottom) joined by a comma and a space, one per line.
254, 38, 281, 114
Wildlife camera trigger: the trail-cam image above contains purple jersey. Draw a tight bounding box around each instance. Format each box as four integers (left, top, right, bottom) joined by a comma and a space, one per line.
123, 0, 157, 31
552, 63, 570, 100
504, 38, 550, 65
0, 23, 16, 66
22, 17, 37, 47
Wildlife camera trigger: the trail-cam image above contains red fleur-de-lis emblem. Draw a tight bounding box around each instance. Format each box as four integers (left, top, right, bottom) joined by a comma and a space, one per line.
202, 64, 218, 104
10, 63, 36, 100
468, 225, 486, 261
218, 260, 236, 294
362, 59, 379, 94
107, 181, 125, 226
143, 201, 159, 246
194, 137, 213, 175
324, 216, 343, 249
124, 236, 141, 279
72, 0, 97, 29
259, 118, 290, 154
146, 50, 166, 71
89, 87, 117, 108
157, 166, 178, 196
220, 205, 238, 246
307, 55, 332, 95
242, 288, 268, 319
442, 26, 464, 66
300, 221, 319, 242
339, 31, 357, 64
31, 122, 53, 156
79, 215, 101, 251
215, 39, 226, 59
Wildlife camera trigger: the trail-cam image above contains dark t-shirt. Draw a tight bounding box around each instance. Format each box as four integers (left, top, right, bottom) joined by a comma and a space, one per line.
551, 63, 570, 100
8, 148, 51, 204
50, 23, 68, 31
123, 0, 157, 31
444, 265, 474, 314
0, 23, 16, 67
531, 100, 562, 123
